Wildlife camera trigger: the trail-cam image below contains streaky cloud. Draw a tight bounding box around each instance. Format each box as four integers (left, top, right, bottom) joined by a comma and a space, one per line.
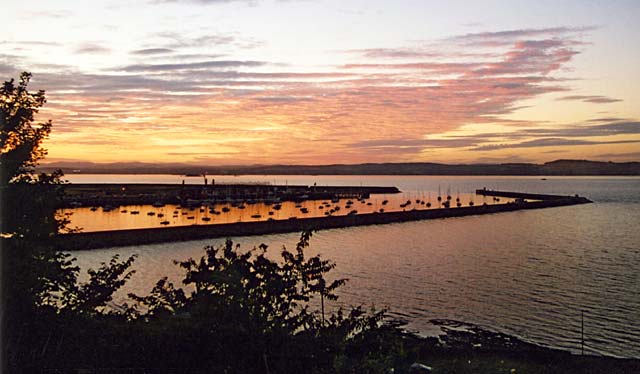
74, 43, 111, 54
448, 26, 597, 45
473, 138, 639, 151
559, 95, 622, 104
596, 151, 640, 159
131, 48, 175, 55
119, 60, 266, 72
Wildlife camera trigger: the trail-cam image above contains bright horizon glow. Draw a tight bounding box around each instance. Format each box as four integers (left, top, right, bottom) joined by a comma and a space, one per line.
2, 0, 639, 165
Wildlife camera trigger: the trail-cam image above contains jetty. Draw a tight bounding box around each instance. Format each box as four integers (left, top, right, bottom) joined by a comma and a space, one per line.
55, 190, 592, 250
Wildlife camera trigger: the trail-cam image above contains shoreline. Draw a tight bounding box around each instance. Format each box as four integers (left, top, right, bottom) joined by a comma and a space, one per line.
403, 319, 640, 372
37, 159, 640, 176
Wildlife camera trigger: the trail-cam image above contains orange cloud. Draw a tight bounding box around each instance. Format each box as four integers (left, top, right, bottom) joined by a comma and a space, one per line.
4, 26, 631, 164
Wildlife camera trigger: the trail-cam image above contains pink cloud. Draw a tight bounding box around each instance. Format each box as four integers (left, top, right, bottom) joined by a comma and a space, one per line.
17, 26, 625, 164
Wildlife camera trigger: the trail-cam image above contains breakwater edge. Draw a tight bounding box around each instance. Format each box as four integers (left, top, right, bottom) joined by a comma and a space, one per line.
55, 190, 591, 250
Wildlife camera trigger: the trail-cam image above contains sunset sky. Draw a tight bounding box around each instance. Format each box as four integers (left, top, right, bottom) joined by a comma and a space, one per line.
2, 0, 639, 165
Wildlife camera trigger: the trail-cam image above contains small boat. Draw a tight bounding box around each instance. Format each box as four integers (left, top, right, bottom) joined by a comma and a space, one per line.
251, 214, 261, 218
222, 207, 230, 212
90, 207, 98, 212
202, 217, 211, 222
381, 200, 388, 205
157, 213, 164, 218
147, 212, 156, 216
268, 211, 274, 216
300, 208, 309, 214
160, 220, 170, 225
121, 209, 128, 213
130, 210, 140, 215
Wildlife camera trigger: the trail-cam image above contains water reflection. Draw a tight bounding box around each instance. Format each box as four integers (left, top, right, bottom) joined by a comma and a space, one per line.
67, 176, 640, 358
61, 191, 511, 232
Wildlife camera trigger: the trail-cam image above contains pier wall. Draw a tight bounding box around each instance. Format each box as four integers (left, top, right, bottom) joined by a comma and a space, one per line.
59, 184, 400, 207
475, 189, 580, 201
54, 194, 591, 251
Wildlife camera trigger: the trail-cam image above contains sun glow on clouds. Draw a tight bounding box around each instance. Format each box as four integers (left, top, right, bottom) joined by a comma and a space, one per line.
2, 1, 639, 164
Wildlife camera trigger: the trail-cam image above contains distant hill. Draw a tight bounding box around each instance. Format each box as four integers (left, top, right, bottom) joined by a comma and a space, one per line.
38, 160, 640, 176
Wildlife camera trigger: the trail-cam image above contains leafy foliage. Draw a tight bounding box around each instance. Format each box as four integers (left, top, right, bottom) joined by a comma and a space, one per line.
118, 232, 411, 373
1, 73, 414, 373
1, 72, 52, 185
1, 73, 142, 372
1, 72, 68, 238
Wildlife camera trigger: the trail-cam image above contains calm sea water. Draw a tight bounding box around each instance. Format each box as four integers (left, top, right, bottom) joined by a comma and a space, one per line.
66, 175, 640, 358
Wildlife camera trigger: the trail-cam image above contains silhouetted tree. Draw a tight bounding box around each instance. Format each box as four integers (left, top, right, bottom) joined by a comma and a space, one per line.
1, 73, 410, 373
123, 232, 408, 373
1, 73, 136, 373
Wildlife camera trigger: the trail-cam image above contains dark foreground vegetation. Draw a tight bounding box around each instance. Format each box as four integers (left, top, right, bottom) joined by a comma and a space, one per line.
3, 73, 639, 373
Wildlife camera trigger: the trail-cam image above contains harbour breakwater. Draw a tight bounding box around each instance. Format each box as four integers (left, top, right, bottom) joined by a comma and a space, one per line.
55, 190, 591, 250
59, 183, 400, 208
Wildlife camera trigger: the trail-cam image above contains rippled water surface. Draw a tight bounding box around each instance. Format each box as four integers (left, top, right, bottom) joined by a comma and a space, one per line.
67, 175, 640, 358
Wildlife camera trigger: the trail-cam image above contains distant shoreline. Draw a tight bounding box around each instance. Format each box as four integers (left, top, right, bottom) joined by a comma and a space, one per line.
38, 159, 640, 176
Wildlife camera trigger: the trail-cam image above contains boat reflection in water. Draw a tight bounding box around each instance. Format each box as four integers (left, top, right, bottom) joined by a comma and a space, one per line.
60, 191, 509, 233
